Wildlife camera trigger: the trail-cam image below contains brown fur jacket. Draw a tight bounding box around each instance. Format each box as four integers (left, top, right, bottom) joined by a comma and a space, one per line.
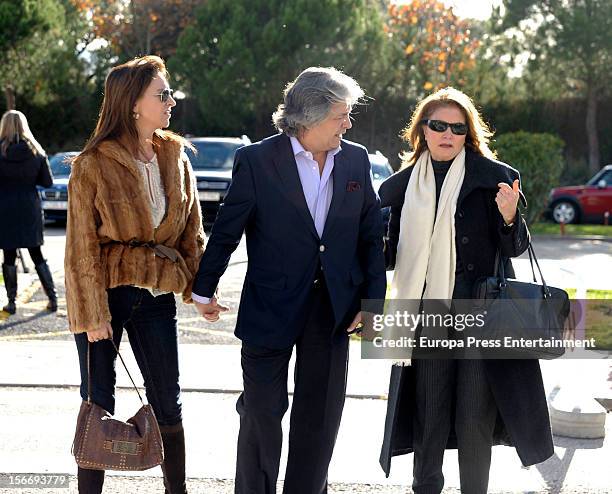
65, 134, 205, 334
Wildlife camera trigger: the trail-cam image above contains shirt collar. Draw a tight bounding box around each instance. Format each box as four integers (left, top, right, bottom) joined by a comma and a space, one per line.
289, 135, 341, 159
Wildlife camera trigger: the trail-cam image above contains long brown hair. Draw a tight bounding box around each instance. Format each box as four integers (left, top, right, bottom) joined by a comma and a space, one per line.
401, 87, 495, 167
0, 110, 45, 157
80, 55, 190, 158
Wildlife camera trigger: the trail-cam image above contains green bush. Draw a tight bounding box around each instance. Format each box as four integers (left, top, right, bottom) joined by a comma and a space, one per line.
492, 131, 565, 224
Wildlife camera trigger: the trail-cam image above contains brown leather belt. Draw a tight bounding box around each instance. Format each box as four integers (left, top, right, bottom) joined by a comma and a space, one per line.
108, 240, 179, 263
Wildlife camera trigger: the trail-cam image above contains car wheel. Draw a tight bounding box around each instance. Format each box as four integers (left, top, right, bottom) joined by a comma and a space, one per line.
552, 200, 579, 224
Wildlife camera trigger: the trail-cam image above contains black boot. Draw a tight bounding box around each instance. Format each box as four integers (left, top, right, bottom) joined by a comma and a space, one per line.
34, 261, 57, 312
2, 264, 17, 314
160, 422, 188, 494
77, 467, 104, 494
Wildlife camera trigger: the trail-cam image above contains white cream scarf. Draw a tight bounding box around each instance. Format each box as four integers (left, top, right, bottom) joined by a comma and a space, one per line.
388, 147, 466, 365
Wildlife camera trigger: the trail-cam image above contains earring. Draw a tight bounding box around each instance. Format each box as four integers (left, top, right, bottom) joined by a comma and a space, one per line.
133, 112, 140, 120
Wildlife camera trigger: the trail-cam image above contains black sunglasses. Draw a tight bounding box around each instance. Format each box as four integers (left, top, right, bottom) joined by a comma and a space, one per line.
154, 88, 174, 103
420, 119, 468, 135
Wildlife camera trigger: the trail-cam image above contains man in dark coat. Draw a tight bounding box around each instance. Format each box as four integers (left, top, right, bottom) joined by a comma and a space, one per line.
378, 149, 554, 480
191, 67, 387, 494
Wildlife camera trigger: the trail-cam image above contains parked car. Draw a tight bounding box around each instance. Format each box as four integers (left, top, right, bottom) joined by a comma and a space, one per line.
547, 164, 612, 224
186, 139, 393, 229
186, 136, 251, 227
40, 151, 78, 223
369, 151, 394, 190
369, 151, 394, 230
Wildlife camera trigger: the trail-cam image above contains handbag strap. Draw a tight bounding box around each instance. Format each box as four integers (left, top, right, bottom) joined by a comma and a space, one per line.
527, 243, 537, 282
493, 241, 551, 297
86, 340, 145, 406
527, 242, 551, 297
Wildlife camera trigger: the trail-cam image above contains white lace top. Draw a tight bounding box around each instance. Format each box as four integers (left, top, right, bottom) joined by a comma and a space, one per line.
135, 153, 166, 228
134, 153, 169, 296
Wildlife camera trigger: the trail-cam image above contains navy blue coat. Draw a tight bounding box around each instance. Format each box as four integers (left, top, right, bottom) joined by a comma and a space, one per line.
0, 141, 52, 249
193, 133, 387, 349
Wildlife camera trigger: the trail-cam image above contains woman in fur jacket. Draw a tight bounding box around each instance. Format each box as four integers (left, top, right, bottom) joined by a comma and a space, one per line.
65, 55, 205, 494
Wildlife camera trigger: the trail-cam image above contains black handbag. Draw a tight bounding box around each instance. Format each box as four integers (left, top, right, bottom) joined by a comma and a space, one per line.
472, 242, 570, 359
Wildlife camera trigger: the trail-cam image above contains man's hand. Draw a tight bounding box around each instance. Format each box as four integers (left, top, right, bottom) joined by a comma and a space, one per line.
87, 322, 113, 343
346, 311, 363, 334
195, 296, 229, 322
346, 311, 377, 336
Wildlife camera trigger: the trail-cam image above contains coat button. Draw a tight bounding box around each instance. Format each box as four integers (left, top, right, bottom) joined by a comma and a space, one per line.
461, 236, 469, 244
457, 210, 464, 219
467, 263, 474, 271
319, 245, 325, 252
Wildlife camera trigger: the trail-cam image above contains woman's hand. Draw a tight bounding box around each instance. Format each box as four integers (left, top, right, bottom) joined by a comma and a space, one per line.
87, 322, 113, 343
496, 179, 521, 225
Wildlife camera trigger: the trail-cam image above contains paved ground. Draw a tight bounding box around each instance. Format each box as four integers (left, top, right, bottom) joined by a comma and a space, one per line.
0, 383, 610, 494
513, 237, 612, 292
0, 226, 610, 493
0, 341, 610, 493
0, 478, 462, 494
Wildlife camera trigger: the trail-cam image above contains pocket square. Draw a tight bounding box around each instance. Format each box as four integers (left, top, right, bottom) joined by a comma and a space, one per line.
347, 181, 361, 192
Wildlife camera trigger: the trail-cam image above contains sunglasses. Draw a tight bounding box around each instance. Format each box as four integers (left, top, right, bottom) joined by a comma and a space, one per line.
154, 88, 174, 103
420, 119, 468, 135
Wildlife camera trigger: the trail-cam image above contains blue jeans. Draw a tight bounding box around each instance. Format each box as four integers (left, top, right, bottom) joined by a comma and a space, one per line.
74, 286, 182, 426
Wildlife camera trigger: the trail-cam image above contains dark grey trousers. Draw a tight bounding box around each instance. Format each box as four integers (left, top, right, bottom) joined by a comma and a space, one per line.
412, 359, 497, 494
234, 281, 350, 494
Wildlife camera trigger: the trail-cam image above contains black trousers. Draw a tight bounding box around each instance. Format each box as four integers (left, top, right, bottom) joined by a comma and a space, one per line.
234, 281, 350, 494
3, 247, 45, 266
74, 286, 182, 427
412, 359, 497, 494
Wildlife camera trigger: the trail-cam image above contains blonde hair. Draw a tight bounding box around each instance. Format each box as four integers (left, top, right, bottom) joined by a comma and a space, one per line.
400, 87, 495, 167
0, 110, 46, 157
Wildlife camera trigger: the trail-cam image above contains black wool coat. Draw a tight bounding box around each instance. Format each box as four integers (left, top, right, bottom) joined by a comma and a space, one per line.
0, 141, 53, 249
378, 149, 554, 476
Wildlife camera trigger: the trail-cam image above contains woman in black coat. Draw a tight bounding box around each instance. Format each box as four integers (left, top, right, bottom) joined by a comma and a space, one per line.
377, 88, 553, 493
0, 110, 57, 314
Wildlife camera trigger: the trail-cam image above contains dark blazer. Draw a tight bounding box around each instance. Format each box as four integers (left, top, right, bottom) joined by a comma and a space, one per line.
192, 133, 387, 349
378, 149, 554, 475
0, 141, 52, 249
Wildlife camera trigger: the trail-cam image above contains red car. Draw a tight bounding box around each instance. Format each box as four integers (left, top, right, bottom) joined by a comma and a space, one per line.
547, 164, 612, 224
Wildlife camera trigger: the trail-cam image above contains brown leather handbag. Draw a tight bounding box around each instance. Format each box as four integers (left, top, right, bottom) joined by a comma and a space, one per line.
72, 341, 164, 471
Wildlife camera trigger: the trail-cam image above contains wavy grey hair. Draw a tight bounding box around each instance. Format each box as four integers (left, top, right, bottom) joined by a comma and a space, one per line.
272, 67, 364, 137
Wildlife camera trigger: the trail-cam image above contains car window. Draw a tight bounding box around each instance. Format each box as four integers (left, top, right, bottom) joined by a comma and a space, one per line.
49, 153, 75, 177
186, 142, 243, 170
587, 168, 612, 186
371, 162, 392, 181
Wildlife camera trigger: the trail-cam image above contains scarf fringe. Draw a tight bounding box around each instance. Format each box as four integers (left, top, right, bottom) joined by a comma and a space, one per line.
392, 359, 412, 367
